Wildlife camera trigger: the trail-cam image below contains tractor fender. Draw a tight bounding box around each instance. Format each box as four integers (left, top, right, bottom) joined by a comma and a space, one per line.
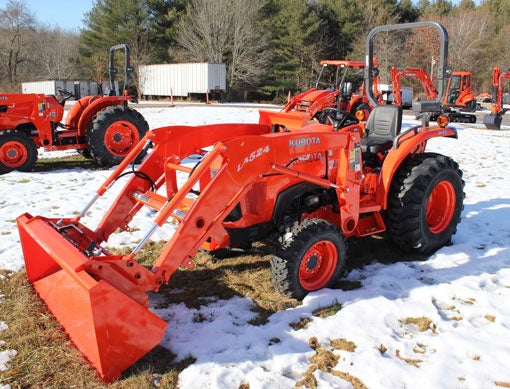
272, 182, 323, 226
377, 125, 458, 209
65, 95, 132, 136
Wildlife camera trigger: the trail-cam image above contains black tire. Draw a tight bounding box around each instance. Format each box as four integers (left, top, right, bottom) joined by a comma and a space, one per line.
0, 132, 38, 174
86, 106, 149, 167
384, 152, 464, 254
77, 148, 93, 159
270, 219, 346, 300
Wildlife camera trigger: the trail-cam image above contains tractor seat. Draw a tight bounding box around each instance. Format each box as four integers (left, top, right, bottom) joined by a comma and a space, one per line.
361, 105, 402, 154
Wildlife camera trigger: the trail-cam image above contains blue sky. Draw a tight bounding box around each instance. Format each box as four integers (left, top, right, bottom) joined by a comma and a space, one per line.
0, 0, 95, 31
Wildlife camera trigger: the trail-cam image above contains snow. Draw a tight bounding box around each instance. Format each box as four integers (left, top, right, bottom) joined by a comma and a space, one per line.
1, 104, 510, 388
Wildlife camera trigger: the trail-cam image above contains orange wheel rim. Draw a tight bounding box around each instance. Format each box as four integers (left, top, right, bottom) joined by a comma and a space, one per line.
0, 140, 29, 168
104, 121, 140, 156
299, 240, 338, 291
426, 180, 456, 234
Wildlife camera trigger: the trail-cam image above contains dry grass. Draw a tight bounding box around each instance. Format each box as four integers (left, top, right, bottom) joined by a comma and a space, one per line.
330, 338, 357, 352
401, 316, 435, 332
312, 301, 342, 318
34, 154, 105, 172
296, 337, 366, 389
395, 349, 422, 367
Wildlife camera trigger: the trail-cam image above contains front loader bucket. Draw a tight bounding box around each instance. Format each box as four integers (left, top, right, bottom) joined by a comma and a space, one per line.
17, 213, 167, 382
483, 113, 502, 130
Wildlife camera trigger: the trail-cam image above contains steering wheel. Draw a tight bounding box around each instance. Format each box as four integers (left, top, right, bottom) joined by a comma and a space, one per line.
56, 89, 75, 106
319, 107, 359, 129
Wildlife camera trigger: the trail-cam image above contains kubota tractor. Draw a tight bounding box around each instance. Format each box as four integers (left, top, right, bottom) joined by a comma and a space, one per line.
483, 66, 510, 130
282, 59, 380, 124
17, 22, 464, 382
0, 44, 148, 174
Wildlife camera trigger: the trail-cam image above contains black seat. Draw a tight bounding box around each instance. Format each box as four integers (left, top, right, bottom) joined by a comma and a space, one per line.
361, 105, 402, 154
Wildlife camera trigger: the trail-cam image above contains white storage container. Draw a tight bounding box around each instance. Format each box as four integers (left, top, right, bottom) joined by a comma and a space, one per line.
139, 63, 226, 98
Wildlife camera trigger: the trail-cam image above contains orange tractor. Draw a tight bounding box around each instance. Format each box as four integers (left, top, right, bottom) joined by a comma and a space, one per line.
17, 22, 464, 382
0, 44, 148, 174
483, 66, 510, 130
282, 59, 380, 124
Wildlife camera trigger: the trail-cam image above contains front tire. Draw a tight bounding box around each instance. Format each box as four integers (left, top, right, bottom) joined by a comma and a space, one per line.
270, 219, 346, 300
385, 153, 464, 254
0, 132, 38, 174
86, 106, 149, 167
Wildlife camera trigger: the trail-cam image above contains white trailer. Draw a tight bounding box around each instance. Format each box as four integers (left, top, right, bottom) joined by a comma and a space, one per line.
139, 63, 226, 99
379, 83, 413, 109
22, 80, 99, 99
22, 80, 74, 96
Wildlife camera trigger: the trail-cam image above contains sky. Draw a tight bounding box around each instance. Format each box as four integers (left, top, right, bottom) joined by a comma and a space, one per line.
0, 0, 95, 31
1, 104, 510, 387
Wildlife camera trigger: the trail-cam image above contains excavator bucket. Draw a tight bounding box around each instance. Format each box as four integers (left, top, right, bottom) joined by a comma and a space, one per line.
17, 213, 167, 382
483, 113, 502, 130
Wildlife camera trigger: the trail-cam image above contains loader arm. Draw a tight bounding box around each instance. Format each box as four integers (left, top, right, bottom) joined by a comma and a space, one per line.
144, 127, 358, 281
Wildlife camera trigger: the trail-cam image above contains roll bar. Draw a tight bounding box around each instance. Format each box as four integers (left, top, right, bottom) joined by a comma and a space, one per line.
364, 22, 450, 108
109, 43, 134, 96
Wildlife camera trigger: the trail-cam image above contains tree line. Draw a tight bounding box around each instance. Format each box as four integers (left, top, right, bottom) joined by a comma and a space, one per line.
0, 0, 508, 101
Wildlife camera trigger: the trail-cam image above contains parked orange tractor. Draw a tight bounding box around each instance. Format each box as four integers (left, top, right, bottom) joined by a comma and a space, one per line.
17, 22, 464, 382
0, 44, 148, 174
483, 66, 510, 130
282, 59, 380, 124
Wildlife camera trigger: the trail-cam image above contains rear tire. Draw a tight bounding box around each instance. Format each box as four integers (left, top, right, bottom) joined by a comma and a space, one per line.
385, 153, 464, 254
0, 132, 38, 174
86, 106, 149, 167
270, 219, 346, 300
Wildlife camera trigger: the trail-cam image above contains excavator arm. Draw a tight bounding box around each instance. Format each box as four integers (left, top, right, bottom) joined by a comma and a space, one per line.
484, 67, 510, 129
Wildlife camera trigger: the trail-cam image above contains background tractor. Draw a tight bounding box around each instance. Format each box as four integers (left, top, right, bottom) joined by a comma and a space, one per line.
0, 44, 148, 174
17, 22, 464, 381
282, 59, 381, 124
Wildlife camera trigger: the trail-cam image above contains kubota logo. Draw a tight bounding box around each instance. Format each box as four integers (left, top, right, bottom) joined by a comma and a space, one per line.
289, 136, 321, 148
237, 145, 270, 172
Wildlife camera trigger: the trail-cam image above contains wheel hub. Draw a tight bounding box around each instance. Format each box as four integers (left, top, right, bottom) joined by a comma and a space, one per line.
104, 121, 139, 156
299, 240, 338, 291
426, 180, 456, 234
1, 140, 28, 168
306, 255, 319, 271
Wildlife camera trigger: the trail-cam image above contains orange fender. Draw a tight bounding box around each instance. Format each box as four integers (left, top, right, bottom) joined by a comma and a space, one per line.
377, 125, 458, 208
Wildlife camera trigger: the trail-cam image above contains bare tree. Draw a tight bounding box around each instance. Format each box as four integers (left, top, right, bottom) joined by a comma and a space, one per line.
176, 0, 231, 63
439, 9, 490, 72
0, 0, 36, 90
176, 0, 268, 98
228, 0, 267, 89
35, 27, 80, 80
